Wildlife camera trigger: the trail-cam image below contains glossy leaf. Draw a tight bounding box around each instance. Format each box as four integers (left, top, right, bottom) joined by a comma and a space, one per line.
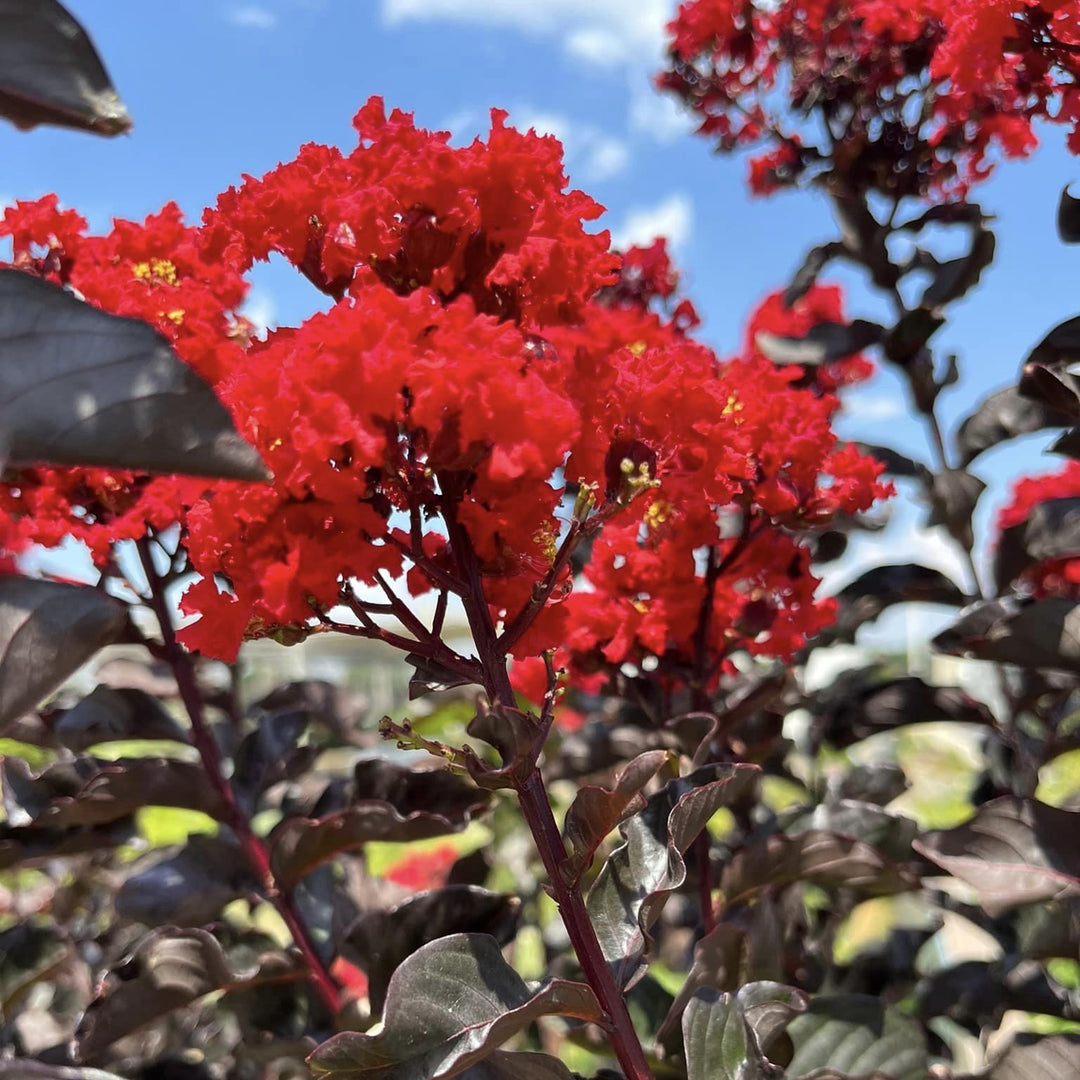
1, 755, 227, 827
784, 995, 928, 1080
0, 270, 268, 479
456, 1053, 576, 1080
0, 922, 67, 1012
232, 711, 315, 815
115, 836, 254, 926
913, 797, 1080, 917
77, 927, 295, 1062
345, 886, 520, 1013
587, 762, 759, 987
54, 685, 187, 750
826, 564, 967, 644
0, 1065, 126, 1080
0, 819, 133, 870
683, 982, 808, 1080
562, 749, 672, 885
926, 469, 986, 550
0, 576, 128, 732
932, 596, 1080, 671
307, 934, 602, 1080
956, 386, 1072, 465
783, 242, 846, 307
920, 227, 995, 309
719, 831, 918, 913
1059, 185, 1080, 243
754, 319, 884, 366
852, 443, 928, 479
0, 0, 130, 135
973, 1033, 1080, 1080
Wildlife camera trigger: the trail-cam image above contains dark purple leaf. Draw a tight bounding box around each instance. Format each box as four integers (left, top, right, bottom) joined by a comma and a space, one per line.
0, 1065, 126, 1080
784, 995, 928, 1080
345, 886, 520, 1013
1059, 185, 1080, 244
350, 759, 489, 818
0, 576, 128, 732
882, 311, 944, 367
920, 227, 995, 309
932, 596, 1080, 671
455, 1052, 576, 1080
683, 982, 809, 1080
406, 653, 480, 699
915, 958, 1078, 1025
270, 788, 487, 888
1016, 898, 1080, 959
463, 701, 541, 791
252, 678, 367, 736
969, 1033, 1080, 1080
1, 756, 227, 827
115, 835, 254, 926
956, 387, 1072, 465
307, 933, 602, 1080
586, 763, 760, 988
561, 749, 672, 885
783, 242, 847, 307
913, 797, 1080, 917
1018, 316, 1080, 412
813, 674, 993, 748
54, 685, 187, 750
926, 469, 985, 550
826, 564, 967, 644
755, 319, 884, 367
0, 0, 130, 135
76, 928, 297, 1062
995, 497, 1080, 591
0, 271, 268, 480
0, 818, 133, 870
719, 831, 919, 913
787, 802, 919, 864
0, 922, 67, 1012
232, 711, 315, 815
1050, 426, 1080, 460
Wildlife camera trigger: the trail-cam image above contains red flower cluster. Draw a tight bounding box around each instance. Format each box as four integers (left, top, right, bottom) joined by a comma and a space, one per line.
1, 99, 889, 682
659, 0, 1078, 199
998, 461, 1080, 596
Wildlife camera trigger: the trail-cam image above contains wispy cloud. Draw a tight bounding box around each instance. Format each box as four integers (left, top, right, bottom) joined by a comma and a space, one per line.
228, 5, 278, 30
612, 192, 693, 252
242, 290, 277, 338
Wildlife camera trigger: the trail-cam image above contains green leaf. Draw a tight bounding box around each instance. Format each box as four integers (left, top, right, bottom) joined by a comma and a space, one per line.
0, 270, 268, 479
308, 934, 602, 1080
0, 0, 130, 135
0, 576, 128, 733
784, 995, 928, 1080
586, 762, 759, 988
913, 797, 1080, 917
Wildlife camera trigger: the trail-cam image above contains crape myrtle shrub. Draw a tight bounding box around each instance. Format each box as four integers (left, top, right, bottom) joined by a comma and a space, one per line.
1, 2, 1080, 1080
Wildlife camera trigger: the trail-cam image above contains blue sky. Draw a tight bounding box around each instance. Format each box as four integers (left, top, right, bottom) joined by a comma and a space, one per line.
8, 0, 1080, 621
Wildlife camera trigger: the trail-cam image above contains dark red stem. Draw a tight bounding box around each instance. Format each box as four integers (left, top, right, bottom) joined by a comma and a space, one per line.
136, 540, 341, 1019
441, 495, 654, 1080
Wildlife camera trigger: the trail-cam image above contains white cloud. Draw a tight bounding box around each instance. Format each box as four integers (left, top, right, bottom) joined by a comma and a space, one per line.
611, 193, 693, 251
242, 290, 277, 338
840, 392, 905, 423
383, 0, 671, 63
506, 107, 630, 183
228, 5, 278, 30
629, 82, 696, 144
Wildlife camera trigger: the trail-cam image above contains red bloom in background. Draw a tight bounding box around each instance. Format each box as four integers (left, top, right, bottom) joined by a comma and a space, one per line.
660, 0, 1080, 199
998, 461, 1080, 597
